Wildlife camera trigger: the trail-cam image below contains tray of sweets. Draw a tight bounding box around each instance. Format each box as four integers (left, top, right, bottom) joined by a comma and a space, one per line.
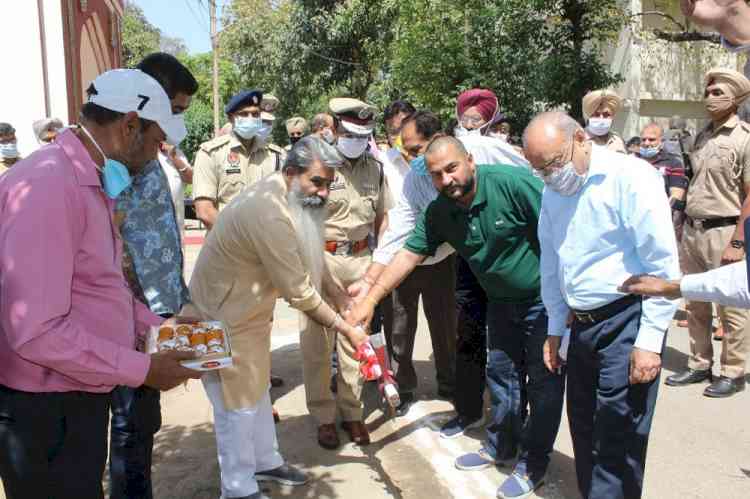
147, 320, 233, 371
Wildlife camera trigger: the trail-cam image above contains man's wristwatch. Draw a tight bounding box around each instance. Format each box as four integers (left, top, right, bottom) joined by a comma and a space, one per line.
730, 239, 745, 249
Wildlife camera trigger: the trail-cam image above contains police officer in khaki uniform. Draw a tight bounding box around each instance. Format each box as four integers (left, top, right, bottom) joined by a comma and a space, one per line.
667, 68, 750, 398
582, 89, 627, 153
285, 117, 309, 152
193, 89, 284, 229
0, 123, 22, 175
301, 98, 392, 450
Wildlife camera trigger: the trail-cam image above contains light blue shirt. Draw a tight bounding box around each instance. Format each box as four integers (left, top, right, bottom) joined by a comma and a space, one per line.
538, 145, 680, 353
373, 135, 530, 265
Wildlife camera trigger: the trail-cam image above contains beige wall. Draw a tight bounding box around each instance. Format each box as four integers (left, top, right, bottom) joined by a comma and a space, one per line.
605, 0, 746, 140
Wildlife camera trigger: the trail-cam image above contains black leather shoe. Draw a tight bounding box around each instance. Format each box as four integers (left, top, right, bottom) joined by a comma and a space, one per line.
395, 392, 415, 417
704, 376, 746, 398
665, 368, 712, 386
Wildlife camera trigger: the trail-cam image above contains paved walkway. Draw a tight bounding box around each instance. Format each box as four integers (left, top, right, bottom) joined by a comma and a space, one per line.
2, 230, 749, 498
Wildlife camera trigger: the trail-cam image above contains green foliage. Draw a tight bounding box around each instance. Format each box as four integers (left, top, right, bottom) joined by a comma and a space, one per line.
181, 100, 215, 164
121, 4, 160, 68
218, 0, 628, 137
178, 53, 242, 111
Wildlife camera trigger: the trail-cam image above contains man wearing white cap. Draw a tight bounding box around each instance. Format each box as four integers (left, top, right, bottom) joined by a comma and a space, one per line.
298, 97, 392, 450
0, 68, 200, 498
582, 89, 627, 153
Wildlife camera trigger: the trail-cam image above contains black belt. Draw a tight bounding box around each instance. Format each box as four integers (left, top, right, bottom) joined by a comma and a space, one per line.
686, 216, 738, 231
572, 295, 640, 325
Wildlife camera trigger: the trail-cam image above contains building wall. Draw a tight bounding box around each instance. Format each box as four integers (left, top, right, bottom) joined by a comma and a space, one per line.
0, 0, 122, 156
606, 0, 746, 141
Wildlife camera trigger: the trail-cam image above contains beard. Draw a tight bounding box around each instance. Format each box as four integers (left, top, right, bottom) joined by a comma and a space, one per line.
115, 126, 148, 174
287, 179, 327, 292
440, 174, 475, 200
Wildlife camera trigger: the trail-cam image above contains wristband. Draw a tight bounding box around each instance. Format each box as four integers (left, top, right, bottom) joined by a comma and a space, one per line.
670, 199, 686, 212
178, 165, 190, 172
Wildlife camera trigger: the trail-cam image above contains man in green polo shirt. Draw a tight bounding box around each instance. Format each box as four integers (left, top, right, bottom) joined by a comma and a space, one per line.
347, 136, 564, 499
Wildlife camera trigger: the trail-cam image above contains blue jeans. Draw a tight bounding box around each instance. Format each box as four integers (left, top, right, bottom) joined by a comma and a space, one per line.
567, 298, 659, 499
109, 385, 162, 499
485, 299, 564, 477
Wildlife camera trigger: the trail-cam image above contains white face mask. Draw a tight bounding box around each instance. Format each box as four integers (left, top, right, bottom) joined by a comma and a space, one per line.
455, 126, 481, 138
489, 132, 509, 142
587, 117, 612, 137
542, 162, 588, 196
0, 142, 19, 159
337, 136, 369, 159
321, 129, 335, 144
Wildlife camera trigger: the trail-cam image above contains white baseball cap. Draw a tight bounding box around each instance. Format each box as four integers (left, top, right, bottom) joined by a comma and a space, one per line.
86, 69, 187, 145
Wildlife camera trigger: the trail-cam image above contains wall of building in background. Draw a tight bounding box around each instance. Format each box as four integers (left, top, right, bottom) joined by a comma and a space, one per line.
0, 0, 122, 156
606, 0, 746, 142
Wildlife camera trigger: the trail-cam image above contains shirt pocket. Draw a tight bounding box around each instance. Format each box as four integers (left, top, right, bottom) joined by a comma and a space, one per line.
218, 174, 247, 202
706, 144, 741, 193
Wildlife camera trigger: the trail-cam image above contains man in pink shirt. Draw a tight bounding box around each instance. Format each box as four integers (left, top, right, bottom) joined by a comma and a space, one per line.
0, 69, 201, 499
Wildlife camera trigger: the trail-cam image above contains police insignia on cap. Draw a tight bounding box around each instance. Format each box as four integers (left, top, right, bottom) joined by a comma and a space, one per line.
358, 108, 373, 120
252, 95, 259, 105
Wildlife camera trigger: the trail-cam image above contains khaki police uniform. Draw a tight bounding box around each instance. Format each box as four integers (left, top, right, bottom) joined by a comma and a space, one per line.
0, 156, 21, 176
682, 115, 750, 378
301, 151, 393, 424
192, 133, 284, 211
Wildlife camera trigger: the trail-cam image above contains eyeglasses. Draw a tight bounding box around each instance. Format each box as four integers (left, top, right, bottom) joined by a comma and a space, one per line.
537, 141, 575, 176
460, 115, 486, 128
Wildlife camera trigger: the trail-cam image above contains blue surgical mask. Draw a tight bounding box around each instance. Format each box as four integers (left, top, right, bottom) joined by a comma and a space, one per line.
234, 116, 263, 139
0, 142, 19, 159
256, 125, 273, 144
410, 155, 428, 176
79, 125, 133, 199
639, 145, 660, 159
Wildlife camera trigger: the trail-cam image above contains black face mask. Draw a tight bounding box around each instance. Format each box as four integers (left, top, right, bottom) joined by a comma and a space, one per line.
290, 136, 302, 145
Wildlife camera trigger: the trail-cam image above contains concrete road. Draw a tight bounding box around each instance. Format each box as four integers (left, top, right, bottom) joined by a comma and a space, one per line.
2, 233, 749, 498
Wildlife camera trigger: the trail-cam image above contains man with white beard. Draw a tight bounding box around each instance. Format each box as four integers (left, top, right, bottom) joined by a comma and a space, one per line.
186, 136, 367, 499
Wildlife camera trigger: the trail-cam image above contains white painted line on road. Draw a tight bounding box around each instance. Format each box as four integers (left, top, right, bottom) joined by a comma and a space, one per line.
400, 402, 500, 498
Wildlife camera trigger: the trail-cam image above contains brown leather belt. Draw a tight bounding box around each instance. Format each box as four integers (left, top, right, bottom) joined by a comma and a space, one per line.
572, 295, 640, 325
325, 238, 369, 256
686, 216, 738, 231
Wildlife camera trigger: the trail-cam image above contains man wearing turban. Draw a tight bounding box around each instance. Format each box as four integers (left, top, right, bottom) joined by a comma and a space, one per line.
666, 68, 750, 399
582, 89, 627, 153
455, 89, 500, 137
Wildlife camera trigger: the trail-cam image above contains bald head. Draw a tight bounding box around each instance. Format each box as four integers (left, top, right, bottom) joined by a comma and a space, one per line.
523, 111, 590, 177
425, 135, 468, 161
424, 135, 476, 205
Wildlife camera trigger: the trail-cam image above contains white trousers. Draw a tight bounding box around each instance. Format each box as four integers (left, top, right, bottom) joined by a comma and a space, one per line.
202, 372, 284, 498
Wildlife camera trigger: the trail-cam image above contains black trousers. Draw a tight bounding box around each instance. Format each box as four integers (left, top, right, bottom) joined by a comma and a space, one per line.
0, 384, 111, 499
109, 384, 162, 499
382, 254, 457, 395
567, 299, 660, 499
453, 256, 488, 420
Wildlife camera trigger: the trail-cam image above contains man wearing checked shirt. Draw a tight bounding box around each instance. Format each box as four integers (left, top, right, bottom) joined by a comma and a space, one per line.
348, 135, 564, 499
524, 112, 680, 499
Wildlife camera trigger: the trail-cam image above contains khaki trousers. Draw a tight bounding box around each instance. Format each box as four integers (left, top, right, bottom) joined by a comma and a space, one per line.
682, 223, 749, 378
300, 251, 370, 423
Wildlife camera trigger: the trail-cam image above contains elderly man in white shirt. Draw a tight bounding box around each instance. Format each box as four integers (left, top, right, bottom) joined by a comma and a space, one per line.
351, 109, 530, 437
524, 111, 680, 499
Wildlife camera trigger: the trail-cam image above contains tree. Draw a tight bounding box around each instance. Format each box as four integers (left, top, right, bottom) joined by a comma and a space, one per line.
178, 53, 242, 111
390, 0, 627, 126
121, 4, 160, 67
160, 35, 188, 57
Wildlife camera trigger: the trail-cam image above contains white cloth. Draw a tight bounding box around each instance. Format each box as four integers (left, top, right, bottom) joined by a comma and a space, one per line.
382, 148, 409, 203
538, 146, 680, 353
681, 261, 750, 309
202, 372, 284, 498
158, 150, 186, 240
372, 134, 530, 266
